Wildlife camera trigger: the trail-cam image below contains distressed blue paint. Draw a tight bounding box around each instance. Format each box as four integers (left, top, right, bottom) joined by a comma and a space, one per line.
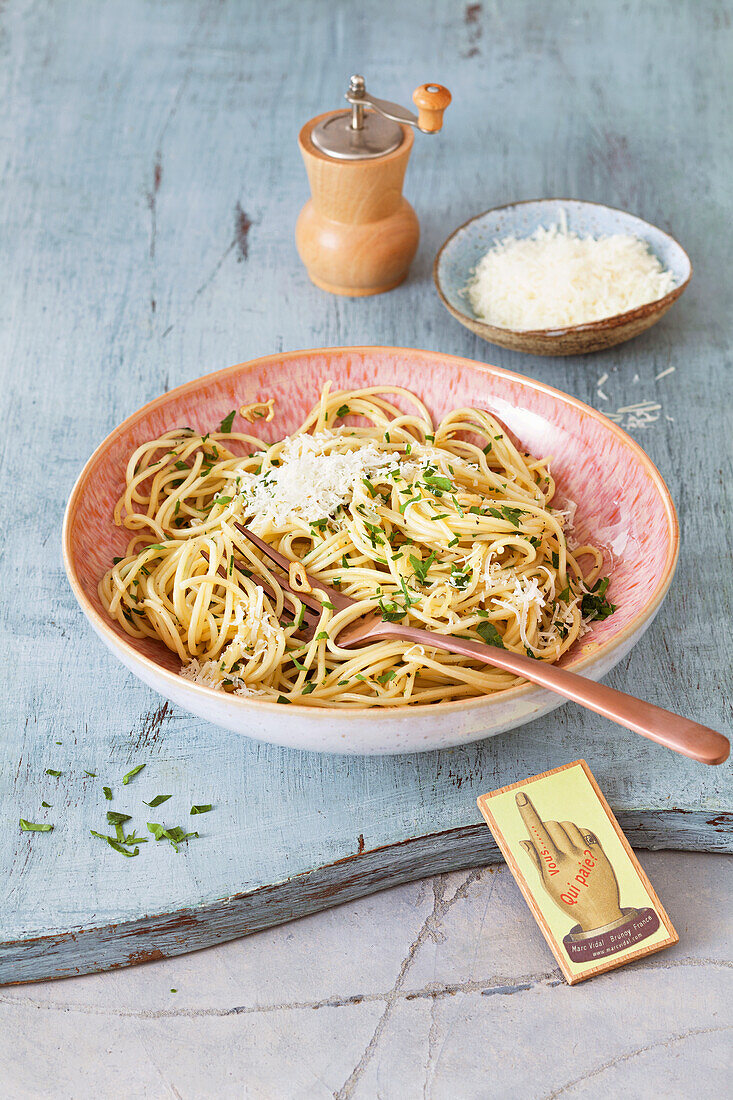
1, 0, 731, 983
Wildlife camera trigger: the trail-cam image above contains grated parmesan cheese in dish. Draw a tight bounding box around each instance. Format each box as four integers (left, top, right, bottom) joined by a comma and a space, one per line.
180, 659, 270, 696
464, 212, 677, 331
236, 432, 400, 528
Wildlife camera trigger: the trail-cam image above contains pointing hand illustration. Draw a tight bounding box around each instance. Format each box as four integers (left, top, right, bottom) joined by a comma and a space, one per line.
516, 790, 624, 932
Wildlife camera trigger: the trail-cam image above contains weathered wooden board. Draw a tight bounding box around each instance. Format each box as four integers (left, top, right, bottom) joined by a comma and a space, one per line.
1, 0, 731, 985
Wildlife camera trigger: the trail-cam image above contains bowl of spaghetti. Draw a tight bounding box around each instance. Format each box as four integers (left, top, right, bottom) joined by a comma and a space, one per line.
63, 347, 678, 754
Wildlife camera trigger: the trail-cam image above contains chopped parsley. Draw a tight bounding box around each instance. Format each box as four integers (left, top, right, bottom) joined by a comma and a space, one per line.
336, 404, 350, 418
20, 819, 53, 832
106, 811, 132, 826
424, 474, 452, 493
581, 577, 616, 621
219, 409, 236, 433
398, 494, 421, 515
476, 621, 506, 649
91, 830, 139, 856
378, 597, 408, 623
147, 822, 199, 852
450, 564, 471, 590
122, 764, 145, 785
144, 794, 172, 807
45, 769, 62, 777
190, 805, 212, 815
409, 550, 437, 584
103, 786, 113, 800
488, 505, 524, 526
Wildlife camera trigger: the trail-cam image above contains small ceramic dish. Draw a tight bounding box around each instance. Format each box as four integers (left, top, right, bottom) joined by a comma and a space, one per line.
63, 347, 678, 755
434, 199, 692, 356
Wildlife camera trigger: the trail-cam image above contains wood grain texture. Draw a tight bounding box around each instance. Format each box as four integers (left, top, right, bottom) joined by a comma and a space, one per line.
1, 0, 731, 984
296, 118, 419, 295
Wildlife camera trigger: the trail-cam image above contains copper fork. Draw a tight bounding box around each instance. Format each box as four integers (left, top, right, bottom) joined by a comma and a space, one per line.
221, 523, 729, 765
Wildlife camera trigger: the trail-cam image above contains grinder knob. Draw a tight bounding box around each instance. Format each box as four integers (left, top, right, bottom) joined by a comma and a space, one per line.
412, 84, 452, 133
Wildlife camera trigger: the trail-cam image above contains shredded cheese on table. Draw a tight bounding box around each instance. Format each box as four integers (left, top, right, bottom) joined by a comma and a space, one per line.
464, 213, 677, 331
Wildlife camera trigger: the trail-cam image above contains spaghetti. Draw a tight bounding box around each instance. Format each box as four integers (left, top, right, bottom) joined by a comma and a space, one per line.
99, 385, 614, 707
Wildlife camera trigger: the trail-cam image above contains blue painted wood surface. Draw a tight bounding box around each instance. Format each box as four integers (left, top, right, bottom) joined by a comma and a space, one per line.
1, 0, 731, 983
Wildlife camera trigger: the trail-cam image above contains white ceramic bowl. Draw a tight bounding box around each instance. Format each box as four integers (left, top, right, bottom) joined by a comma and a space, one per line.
63, 347, 679, 754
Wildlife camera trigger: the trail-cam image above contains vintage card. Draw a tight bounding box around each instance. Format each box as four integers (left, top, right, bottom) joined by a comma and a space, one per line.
477, 760, 678, 984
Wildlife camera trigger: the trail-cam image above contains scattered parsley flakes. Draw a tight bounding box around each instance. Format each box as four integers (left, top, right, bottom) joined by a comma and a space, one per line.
147, 822, 199, 852
336, 404, 350, 418
219, 409, 236, 433
378, 597, 407, 623
20, 819, 53, 832
143, 794, 172, 810
91, 829, 139, 857
106, 810, 132, 825
122, 764, 146, 785
476, 621, 506, 649
190, 805, 212, 815
424, 474, 452, 493
581, 577, 616, 621
449, 564, 471, 590
409, 550, 437, 584
41, 801, 51, 808
103, 786, 113, 800
84, 770, 97, 778
45, 769, 62, 777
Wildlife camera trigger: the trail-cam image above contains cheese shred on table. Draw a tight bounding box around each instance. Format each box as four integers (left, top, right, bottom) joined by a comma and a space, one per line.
464, 213, 677, 331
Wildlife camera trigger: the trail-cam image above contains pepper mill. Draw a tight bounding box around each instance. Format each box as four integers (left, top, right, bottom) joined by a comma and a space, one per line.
296, 75, 451, 296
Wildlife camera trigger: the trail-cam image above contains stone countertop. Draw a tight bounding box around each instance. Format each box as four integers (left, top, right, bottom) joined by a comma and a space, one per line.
2, 851, 731, 1098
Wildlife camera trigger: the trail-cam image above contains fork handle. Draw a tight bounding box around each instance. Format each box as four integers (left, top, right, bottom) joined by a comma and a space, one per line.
385, 626, 729, 765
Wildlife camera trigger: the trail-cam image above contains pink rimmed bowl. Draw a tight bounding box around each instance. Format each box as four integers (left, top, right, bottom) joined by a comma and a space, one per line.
63, 347, 679, 755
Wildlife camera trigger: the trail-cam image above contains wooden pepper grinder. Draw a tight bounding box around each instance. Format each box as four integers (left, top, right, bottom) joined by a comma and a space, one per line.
296, 75, 451, 296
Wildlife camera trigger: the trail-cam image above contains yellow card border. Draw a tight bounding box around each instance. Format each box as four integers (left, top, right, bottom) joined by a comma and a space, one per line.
477, 759, 679, 985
